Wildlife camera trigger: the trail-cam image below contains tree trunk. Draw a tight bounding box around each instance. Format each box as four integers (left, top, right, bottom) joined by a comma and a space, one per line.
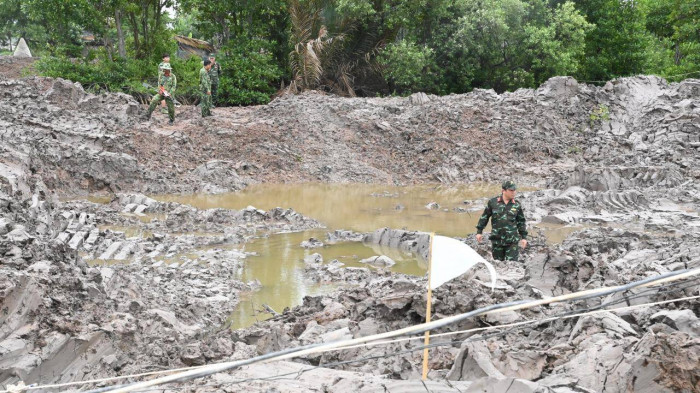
128, 12, 142, 58
141, 2, 149, 57
8, 33, 12, 52
218, 15, 230, 45
115, 9, 126, 58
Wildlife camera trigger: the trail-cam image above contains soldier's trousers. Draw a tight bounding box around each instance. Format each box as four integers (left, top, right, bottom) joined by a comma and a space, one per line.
491, 242, 519, 261
211, 83, 218, 106
147, 94, 175, 121
200, 93, 212, 117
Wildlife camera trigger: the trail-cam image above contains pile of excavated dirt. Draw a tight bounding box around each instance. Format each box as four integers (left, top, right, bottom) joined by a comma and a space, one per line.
1, 71, 699, 392
0, 56, 36, 80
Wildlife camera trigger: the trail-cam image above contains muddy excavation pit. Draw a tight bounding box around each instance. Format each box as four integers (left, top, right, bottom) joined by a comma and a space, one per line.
1, 60, 698, 392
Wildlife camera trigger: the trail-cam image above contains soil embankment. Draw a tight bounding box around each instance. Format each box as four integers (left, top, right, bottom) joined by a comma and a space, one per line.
1, 55, 698, 392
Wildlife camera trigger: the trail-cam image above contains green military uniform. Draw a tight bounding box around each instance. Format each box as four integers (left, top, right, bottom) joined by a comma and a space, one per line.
476, 181, 528, 261
157, 61, 170, 113
199, 66, 212, 117
208, 59, 221, 107
146, 64, 177, 123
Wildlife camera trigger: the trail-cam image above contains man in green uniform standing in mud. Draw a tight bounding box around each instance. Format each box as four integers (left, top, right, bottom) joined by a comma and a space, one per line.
157, 53, 171, 113
200, 59, 213, 117
145, 63, 177, 124
475, 180, 528, 261
208, 54, 221, 107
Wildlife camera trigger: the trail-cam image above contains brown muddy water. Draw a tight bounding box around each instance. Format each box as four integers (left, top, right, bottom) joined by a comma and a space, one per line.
153, 183, 579, 329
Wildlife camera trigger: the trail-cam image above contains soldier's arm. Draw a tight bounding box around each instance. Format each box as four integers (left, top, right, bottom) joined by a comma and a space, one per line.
475, 200, 493, 234
516, 205, 527, 239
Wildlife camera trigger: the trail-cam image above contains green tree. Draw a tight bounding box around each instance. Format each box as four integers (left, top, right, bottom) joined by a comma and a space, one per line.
523, 1, 592, 85
573, 0, 651, 82
438, 0, 589, 92
175, 0, 289, 63
0, 0, 28, 53
122, 0, 175, 60
642, 0, 700, 80
285, 0, 442, 96
20, 0, 97, 56
378, 40, 436, 94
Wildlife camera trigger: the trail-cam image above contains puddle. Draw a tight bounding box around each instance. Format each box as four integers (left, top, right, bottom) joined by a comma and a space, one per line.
155, 183, 521, 328
228, 229, 427, 329
154, 183, 506, 237
155, 183, 577, 328
76, 184, 689, 328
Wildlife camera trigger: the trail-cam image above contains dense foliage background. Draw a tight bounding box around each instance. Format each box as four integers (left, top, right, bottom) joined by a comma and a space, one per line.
1, 0, 698, 105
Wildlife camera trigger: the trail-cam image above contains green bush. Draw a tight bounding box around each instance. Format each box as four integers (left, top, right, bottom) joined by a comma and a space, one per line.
34, 54, 208, 104
35, 56, 151, 93
378, 40, 437, 95
34, 40, 282, 107
216, 39, 283, 106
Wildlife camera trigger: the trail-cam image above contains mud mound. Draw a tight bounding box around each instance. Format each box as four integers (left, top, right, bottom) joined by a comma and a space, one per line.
0, 175, 322, 389
3, 74, 699, 196
0, 56, 36, 79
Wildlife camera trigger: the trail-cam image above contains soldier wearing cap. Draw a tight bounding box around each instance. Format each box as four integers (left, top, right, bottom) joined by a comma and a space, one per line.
475, 180, 528, 261
145, 63, 177, 124
208, 53, 222, 107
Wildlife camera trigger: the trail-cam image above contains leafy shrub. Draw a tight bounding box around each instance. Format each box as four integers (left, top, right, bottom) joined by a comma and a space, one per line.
35, 38, 282, 107
35, 54, 206, 104
35, 56, 152, 94
216, 38, 283, 106
378, 40, 437, 95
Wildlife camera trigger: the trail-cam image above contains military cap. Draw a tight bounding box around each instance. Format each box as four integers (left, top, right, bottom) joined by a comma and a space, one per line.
208, 53, 216, 58
502, 180, 517, 190
160, 63, 172, 70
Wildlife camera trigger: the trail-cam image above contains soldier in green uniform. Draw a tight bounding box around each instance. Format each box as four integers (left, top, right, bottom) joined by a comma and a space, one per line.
145, 63, 177, 124
475, 180, 528, 261
157, 54, 171, 113
200, 59, 213, 117
208, 54, 222, 107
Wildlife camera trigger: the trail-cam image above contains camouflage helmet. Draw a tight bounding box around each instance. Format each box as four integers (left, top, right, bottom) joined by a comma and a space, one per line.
502, 180, 517, 190
160, 63, 172, 70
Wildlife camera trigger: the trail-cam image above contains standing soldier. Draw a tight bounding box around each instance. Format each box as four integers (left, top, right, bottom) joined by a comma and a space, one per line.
158, 54, 171, 113
200, 59, 213, 118
475, 180, 528, 261
145, 63, 177, 124
208, 54, 222, 107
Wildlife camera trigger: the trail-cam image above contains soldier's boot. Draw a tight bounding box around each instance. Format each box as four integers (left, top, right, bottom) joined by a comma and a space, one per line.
145, 101, 158, 120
